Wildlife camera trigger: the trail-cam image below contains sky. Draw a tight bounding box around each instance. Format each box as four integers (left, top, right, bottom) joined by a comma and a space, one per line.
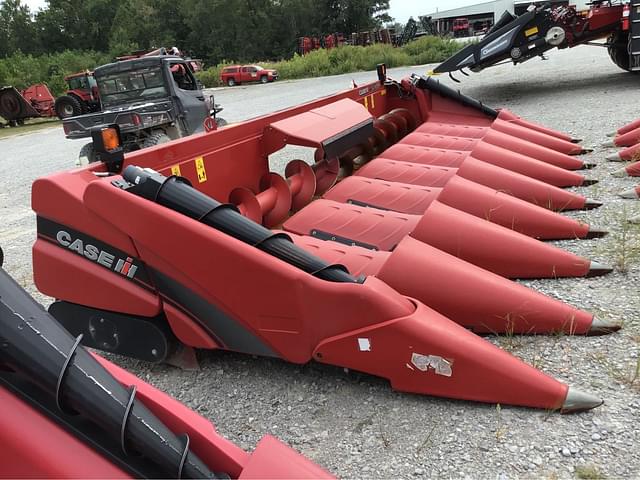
20, 0, 482, 20
388, 0, 481, 23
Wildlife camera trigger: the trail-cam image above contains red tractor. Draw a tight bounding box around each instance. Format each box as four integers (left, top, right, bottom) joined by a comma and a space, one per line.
54, 71, 100, 119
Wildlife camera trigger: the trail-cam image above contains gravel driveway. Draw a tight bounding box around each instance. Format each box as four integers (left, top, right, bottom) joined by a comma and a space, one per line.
0, 45, 639, 479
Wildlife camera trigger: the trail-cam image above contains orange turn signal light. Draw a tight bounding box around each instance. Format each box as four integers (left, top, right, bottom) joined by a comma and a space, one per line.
101, 127, 120, 151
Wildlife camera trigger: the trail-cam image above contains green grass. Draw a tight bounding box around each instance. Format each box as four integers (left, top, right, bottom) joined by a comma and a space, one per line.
196, 36, 467, 87
0, 116, 60, 139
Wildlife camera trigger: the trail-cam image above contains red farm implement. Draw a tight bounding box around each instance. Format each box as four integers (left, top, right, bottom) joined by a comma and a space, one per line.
0, 84, 56, 126
31, 64, 618, 414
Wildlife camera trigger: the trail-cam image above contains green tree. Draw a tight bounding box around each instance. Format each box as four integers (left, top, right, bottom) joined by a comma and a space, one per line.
0, 0, 37, 57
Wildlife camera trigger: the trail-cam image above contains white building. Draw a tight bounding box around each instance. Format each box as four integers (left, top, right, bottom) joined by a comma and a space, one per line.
425, 0, 591, 35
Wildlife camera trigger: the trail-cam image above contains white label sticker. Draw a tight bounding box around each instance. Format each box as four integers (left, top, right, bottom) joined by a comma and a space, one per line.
357, 338, 371, 352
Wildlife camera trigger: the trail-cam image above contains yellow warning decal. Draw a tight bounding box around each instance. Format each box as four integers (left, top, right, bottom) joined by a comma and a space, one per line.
380, 89, 386, 96
525, 26, 539, 37
363, 96, 369, 109
195, 156, 207, 183
171, 165, 181, 176
370, 93, 375, 109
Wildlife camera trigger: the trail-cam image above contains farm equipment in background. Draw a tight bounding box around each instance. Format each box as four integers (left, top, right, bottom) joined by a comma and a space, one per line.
0, 84, 56, 126
0, 247, 331, 479
434, 1, 640, 78
54, 71, 101, 119
452, 18, 471, 38
63, 55, 225, 164
31, 64, 619, 413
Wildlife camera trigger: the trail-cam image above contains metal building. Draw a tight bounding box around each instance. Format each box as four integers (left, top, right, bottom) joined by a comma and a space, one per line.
425, 0, 591, 36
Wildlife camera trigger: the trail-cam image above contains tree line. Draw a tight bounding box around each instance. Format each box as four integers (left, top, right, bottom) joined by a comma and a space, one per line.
0, 0, 392, 64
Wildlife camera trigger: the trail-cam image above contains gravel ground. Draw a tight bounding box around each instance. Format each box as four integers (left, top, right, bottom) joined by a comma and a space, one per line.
1, 45, 639, 479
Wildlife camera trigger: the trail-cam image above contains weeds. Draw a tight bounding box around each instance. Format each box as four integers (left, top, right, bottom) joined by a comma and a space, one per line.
575, 464, 606, 479
599, 206, 640, 273
494, 403, 508, 441
196, 36, 467, 87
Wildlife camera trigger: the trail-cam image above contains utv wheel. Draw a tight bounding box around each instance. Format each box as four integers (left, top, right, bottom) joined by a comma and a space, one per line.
55, 95, 83, 119
227, 78, 236, 87
142, 131, 171, 148
215, 117, 228, 127
77, 142, 97, 166
607, 31, 638, 73
260, 75, 268, 84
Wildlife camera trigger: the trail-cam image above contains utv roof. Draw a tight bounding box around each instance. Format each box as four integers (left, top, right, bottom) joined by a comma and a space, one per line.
95, 55, 182, 77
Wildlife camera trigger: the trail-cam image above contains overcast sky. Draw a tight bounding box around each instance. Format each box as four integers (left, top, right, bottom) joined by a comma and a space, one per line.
21, 0, 481, 20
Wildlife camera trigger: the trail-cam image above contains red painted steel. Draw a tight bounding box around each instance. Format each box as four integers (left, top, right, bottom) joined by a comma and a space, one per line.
380, 143, 586, 187
424, 109, 574, 142
401, 131, 585, 170
289, 233, 594, 334
621, 160, 640, 176
313, 300, 568, 409
613, 126, 640, 147
355, 157, 588, 210
415, 119, 581, 154
283, 199, 591, 278
616, 118, 640, 136
614, 142, 640, 161
496, 109, 575, 142
323, 176, 590, 239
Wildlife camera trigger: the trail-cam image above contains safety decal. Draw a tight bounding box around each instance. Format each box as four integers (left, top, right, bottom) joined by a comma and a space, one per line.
171, 164, 181, 176
195, 156, 207, 183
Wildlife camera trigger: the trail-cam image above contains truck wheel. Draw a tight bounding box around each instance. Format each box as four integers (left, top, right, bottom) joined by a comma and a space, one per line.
607, 31, 638, 73
260, 75, 268, 84
0, 88, 24, 119
55, 95, 83, 119
142, 131, 171, 148
77, 142, 97, 166
227, 78, 236, 87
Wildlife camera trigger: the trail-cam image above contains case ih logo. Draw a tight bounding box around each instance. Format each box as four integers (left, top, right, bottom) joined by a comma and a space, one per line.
56, 230, 138, 279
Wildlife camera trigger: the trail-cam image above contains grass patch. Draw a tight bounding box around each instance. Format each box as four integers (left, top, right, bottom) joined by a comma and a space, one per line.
599, 206, 640, 273
196, 36, 467, 87
575, 464, 606, 479
0, 116, 60, 139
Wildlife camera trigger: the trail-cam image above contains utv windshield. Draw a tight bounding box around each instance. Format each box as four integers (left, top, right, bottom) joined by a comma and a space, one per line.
98, 66, 167, 106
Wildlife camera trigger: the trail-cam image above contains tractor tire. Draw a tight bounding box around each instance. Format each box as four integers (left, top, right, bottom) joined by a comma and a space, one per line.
142, 131, 171, 149
55, 95, 83, 119
77, 142, 97, 166
260, 75, 268, 84
607, 31, 638, 73
227, 78, 236, 87
0, 88, 25, 120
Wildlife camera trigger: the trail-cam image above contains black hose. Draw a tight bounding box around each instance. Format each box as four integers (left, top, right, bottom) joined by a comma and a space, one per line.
0, 267, 220, 479
121, 166, 359, 284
